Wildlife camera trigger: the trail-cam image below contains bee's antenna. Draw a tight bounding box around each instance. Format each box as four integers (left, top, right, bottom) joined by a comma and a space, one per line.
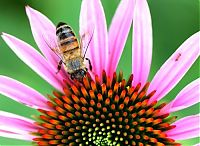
83, 29, 94, 59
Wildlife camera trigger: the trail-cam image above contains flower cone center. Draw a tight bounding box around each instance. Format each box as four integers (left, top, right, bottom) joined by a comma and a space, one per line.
33, 71, 180, 146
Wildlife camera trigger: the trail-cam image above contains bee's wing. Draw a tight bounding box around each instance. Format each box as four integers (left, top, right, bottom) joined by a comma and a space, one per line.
41, 31, 57, 50
41, 33, 64, 61
79, 22, 95, 58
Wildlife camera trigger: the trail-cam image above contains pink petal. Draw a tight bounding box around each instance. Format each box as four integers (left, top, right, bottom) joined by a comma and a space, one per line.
25, 6, 57, 66
0, 76, 51, 110
26, 6, 68, 80
160, 78, 200, 114
80, 0, 108, 77
107, 0, 135, 77
132, 0, 152, 87
0, 111, 38, 140
165, 114, 200, 140
167, 129, 199, 141
194, 144, 200, 146
1, 33, 65, 92
0, 130, 33, 140
148, 32, 200, 104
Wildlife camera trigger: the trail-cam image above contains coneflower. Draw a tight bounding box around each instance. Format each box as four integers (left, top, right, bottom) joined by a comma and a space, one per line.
0, 0, 199, 145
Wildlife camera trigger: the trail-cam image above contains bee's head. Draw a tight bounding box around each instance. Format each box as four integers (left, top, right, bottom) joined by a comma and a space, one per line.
70, 69, 87, 81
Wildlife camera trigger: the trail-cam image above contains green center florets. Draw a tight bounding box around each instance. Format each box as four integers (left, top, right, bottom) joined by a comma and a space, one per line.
89, 133, 111, 146
84, 124, 121, 146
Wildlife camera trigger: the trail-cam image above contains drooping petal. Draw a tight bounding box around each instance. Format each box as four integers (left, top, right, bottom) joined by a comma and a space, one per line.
1, 33, 65, 92
148, 32, 200, 104
0, 111, 38, 140
0, 76, 51, 110
107, 0, 135, 77
165, 114, 200, 140
160, 78, 200, 114
25, 6, 68, 79
80, 0, 108, 77
132, 0, 152, 87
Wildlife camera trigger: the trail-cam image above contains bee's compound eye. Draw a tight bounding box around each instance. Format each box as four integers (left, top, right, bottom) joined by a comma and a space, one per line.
81, 70, 86, 76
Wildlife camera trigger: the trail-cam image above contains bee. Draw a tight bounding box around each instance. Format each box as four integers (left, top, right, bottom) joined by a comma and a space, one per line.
53, 22, 92, 80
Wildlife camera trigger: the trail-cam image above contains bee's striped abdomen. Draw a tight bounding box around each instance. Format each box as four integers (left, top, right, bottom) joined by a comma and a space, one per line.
56, 22, 79, 52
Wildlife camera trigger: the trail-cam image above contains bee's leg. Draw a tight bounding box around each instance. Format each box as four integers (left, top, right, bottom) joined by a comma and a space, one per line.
71, 74, 75, 80
85, 58, 92, 71
56, 60, 63, 74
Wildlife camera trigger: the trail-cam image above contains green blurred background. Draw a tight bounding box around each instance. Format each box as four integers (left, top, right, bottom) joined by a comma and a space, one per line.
0, 0, 199, 145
